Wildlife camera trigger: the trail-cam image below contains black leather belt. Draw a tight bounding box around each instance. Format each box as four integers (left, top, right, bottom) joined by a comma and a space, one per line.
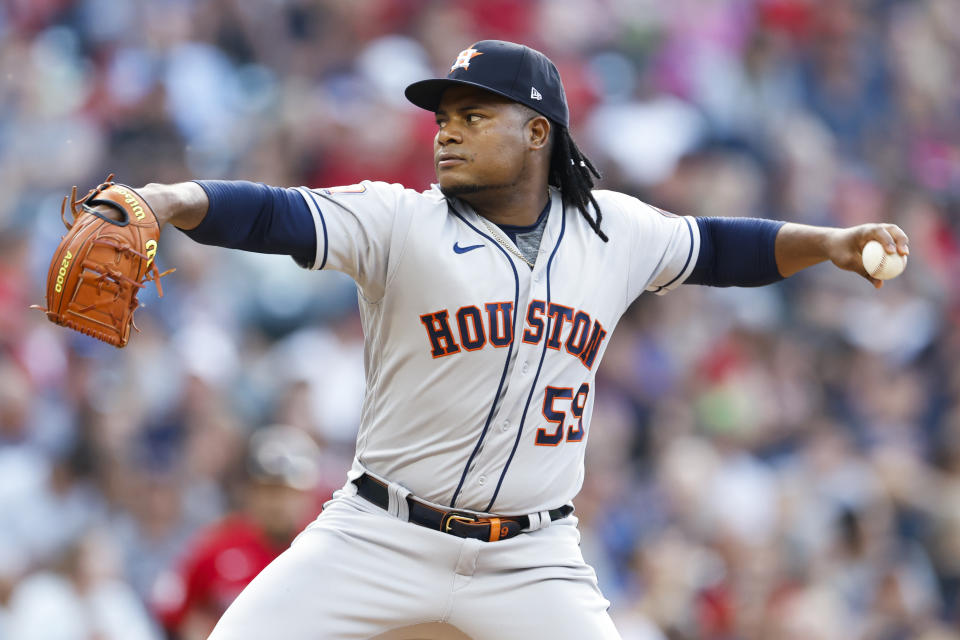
353, 474, 573, 542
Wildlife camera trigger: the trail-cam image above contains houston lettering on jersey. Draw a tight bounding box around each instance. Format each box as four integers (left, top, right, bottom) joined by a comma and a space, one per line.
419, 301, 607, 369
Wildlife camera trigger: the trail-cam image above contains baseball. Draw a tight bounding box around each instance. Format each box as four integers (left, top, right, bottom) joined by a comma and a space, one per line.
862, 240, 907, 280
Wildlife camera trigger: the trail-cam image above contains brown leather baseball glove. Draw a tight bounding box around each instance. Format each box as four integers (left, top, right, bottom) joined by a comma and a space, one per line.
33, 175, 174, 347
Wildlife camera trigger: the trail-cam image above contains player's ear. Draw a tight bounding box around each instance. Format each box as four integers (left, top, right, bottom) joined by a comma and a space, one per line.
526, 115, 551, 151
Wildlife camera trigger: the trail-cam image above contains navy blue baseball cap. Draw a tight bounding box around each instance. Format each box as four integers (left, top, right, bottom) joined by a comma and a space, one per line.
405, 40, 569, 128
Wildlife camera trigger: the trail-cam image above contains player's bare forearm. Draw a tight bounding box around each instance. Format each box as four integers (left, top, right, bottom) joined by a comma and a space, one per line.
138, 182, 209, 230
774, 222, 909, 288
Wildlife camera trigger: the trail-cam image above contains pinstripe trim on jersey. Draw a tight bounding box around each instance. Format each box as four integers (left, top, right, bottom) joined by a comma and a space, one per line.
485, 205, 567, 513
294, 187, 329, 270
449, 210, 521, 509
650, 215, 699, 295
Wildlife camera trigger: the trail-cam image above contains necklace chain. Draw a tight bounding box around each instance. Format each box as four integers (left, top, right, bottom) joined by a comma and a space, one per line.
478, 217, 536, 268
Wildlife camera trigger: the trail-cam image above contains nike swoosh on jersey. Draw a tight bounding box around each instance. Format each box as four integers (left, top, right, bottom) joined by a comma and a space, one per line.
453, 242, 484, 254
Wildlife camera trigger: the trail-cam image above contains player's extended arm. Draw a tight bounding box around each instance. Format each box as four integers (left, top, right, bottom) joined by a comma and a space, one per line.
684, 217, 909, 289
774, 222, 909, 288
136, 180, 317, 264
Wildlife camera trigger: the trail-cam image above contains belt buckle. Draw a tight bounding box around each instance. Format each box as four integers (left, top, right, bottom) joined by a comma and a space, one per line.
441, 510, 478, 533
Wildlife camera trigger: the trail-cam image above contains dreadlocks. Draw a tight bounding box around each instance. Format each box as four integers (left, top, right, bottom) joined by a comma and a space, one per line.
549, 127, 608, 242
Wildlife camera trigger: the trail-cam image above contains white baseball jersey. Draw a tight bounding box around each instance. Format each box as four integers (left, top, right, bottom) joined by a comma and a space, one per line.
294, 181, 699, 516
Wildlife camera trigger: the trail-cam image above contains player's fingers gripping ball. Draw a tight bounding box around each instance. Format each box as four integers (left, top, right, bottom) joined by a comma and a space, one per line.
862, 239, 907, 280
33, 174, 174, 347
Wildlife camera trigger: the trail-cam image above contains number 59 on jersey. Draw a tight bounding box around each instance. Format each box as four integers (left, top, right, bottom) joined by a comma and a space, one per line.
535, 383, 589, 446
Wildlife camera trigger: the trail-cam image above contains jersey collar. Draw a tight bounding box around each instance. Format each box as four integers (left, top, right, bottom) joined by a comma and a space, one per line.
439, 186, 562, 232
440, 186, 564, 262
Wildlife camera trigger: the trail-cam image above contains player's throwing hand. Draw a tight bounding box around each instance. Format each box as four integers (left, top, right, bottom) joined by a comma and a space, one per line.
825, 223, 910, 288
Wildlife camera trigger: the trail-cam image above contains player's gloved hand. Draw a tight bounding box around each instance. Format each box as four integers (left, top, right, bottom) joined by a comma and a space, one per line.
825, 223, 909, 288
32, 174, 175, 347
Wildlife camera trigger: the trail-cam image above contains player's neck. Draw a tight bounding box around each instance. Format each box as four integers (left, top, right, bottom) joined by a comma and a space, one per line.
466, 186, 550, 227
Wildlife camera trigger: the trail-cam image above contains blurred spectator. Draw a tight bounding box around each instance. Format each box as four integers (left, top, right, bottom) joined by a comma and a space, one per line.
3, 532, 160, 640
152, 424, 323, 640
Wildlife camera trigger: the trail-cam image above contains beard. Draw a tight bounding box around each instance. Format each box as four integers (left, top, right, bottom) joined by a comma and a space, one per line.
439, 182, 500, 198
437, 155, 528, 203
438, 173, 524, 200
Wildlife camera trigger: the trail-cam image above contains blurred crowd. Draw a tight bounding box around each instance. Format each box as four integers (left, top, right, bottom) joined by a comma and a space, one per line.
1, 0, 959, 638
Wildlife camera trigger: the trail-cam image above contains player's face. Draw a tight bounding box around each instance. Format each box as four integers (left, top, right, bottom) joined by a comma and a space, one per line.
434, 86, 534, 197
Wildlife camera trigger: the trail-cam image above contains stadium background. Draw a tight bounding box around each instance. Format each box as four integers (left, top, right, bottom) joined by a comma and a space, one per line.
1, 0, 960, 638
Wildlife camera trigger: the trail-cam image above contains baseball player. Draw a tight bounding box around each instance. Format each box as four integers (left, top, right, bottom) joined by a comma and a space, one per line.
112, 40, 909, 639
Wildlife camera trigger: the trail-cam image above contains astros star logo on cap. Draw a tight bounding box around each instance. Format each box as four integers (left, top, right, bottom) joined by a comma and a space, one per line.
451, 48, 483, 72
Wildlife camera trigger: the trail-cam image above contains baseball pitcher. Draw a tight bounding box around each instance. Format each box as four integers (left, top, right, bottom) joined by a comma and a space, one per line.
41, 41, 910, 639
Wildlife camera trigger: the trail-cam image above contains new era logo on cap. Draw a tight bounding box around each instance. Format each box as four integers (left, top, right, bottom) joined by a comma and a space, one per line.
531, 86, 542, 101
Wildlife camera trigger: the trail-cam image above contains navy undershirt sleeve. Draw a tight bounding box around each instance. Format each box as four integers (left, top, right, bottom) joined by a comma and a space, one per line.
183, 181, 316, 266
686, 217, 786, 287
